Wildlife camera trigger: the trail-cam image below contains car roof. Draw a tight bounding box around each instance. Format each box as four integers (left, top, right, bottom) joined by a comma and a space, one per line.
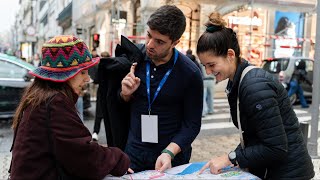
0, 53, 36, 71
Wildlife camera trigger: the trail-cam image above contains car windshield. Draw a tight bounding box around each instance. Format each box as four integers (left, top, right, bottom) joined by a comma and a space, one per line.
262, 58, 290, 73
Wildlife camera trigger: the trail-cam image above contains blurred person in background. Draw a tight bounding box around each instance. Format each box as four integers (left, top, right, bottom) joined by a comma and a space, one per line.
186, 49, 215, 117
31, 53, 41, 67
9, 35, 130, 179
186, 49, 201, 70
287, 60, 312, 108
92, 51, 111, 141
201, 64, 215, 117
89, 48, 100, 81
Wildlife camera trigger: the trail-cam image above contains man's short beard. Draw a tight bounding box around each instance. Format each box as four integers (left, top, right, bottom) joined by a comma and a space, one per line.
149, 48, 171, 62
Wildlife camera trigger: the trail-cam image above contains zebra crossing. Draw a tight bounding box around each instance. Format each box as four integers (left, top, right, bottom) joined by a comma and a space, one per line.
200, 97, 313, 131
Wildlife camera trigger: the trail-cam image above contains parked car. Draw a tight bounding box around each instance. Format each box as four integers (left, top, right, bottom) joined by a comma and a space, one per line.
0, 53, 36, 119
0, 53, 91, 120
261, 57, 313, 104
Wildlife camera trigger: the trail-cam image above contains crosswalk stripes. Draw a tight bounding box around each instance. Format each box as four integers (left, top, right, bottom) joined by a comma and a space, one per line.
201, 97, 312, 131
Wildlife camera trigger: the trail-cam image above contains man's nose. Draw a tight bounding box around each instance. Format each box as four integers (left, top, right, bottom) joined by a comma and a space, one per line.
147, 39, 155, 49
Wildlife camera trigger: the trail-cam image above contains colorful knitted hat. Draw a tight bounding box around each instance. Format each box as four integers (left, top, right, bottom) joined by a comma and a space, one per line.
29, 35, 100, 82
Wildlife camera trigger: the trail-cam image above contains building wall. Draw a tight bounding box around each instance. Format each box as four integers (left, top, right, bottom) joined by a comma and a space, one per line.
13, 0, 318, 61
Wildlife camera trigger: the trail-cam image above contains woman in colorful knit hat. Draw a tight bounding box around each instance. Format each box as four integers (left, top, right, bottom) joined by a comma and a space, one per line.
9, 35, 130, 179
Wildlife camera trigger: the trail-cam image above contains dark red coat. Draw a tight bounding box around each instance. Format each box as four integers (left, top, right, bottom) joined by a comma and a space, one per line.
10, 92, 130, 180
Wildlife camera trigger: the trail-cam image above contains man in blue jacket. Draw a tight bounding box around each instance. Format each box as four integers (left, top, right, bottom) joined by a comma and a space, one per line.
120, 5, 203, 173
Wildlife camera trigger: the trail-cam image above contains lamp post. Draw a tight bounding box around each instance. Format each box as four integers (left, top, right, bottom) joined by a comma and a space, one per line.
188, 10, 192, 49
308, 0, 320, 158
247, 0, 254, 62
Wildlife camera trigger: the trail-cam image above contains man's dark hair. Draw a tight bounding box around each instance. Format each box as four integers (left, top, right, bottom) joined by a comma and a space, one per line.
147, 5, 186, 42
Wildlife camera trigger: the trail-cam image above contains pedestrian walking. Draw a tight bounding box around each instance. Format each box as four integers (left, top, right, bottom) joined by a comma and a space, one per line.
31, 53, 41, 67
120, 5, 203, 173
9, 35, 130, 179
186, 49, 215, 117
201, 64, 215, 117
197, 12, 314, 179
287, 60, 312, 108
92, 51, 111, 141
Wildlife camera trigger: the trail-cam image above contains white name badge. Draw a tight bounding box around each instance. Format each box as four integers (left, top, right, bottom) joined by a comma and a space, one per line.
141, 114, 158, 143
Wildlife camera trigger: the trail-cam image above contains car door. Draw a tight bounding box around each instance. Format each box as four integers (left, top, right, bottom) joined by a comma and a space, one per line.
0, 59, 32, 118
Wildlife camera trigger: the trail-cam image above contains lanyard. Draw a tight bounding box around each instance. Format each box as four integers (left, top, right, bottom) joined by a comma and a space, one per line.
146, 49, 178, 114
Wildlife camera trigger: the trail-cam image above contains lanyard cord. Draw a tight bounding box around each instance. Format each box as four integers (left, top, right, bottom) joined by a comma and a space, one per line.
146, 49, 178, 114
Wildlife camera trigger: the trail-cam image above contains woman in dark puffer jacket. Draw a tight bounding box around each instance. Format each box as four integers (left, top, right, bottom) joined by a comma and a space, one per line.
196, 12, 314, 180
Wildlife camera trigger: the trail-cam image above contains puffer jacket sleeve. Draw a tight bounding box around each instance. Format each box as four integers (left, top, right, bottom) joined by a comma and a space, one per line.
235, 69, 288, 169
49, 94, 130, 179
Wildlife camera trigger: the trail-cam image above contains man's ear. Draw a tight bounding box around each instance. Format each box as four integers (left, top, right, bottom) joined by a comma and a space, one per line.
172, 39, 180, 48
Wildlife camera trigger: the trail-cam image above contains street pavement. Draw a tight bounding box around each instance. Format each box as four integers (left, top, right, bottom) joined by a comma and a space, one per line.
0, 89, 320, 179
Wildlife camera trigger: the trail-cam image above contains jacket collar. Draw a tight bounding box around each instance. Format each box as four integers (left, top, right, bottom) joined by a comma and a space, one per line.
226, 59, 249, 96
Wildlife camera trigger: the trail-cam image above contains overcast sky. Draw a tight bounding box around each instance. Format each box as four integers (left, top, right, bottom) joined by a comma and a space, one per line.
0, 0, 19, 33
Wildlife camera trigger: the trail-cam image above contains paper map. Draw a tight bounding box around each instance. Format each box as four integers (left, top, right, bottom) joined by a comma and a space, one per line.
104, 162, 261, 179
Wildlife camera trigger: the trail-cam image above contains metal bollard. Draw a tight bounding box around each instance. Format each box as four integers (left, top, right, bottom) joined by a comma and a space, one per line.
300, 122, 309, 144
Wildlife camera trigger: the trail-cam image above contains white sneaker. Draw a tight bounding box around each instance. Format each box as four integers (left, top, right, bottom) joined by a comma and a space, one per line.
92, 133, 99, 141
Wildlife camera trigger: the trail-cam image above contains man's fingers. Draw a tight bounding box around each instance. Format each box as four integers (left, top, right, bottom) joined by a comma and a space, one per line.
124, 77, 136, 86
159, 163, 170, 173
130, 63, 137, 74
198, 162, 210, 174
155, 161, 161, 171
135, 77, 141, 83
159, 165, 166, 173
127, 73, 135, 80
122, 80, 134, 88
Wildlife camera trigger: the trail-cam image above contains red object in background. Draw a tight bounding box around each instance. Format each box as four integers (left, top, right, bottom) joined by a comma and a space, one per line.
280, 45, 302, 49
93, 34, 100, 48
93, 34, 100, 41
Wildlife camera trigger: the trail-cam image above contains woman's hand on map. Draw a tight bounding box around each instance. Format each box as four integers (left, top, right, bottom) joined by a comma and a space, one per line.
155, 153, 172, 172
198, 154, 231, 174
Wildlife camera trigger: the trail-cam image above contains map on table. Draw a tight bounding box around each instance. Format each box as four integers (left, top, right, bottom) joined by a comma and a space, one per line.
104, 162, 261, 179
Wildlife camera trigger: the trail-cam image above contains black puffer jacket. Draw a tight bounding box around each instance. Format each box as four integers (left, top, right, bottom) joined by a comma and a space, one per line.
226, 60, 314, 179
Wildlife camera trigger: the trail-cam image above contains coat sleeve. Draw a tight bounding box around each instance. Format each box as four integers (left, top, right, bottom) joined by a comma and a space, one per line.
171, 68, 203, 150
99, 56, 132, 72
235, 72, 288, 169
49, 95, 130, 179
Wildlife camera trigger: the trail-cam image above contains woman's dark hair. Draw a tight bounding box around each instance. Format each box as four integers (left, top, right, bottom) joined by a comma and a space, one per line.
12, 78, 74, 129
275, 17, 290, 35
196, 12, 241, 63
147, 5, 186, 42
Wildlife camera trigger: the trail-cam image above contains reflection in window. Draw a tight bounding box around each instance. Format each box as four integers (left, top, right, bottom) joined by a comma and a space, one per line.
263, 58, 289, 73
0, 60, 28, 79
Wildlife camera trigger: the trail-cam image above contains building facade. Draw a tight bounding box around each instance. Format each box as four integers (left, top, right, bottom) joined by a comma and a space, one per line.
13, 0, 317, 65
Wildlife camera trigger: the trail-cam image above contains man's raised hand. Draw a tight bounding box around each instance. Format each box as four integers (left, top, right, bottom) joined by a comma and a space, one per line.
120, 63, 141, 101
